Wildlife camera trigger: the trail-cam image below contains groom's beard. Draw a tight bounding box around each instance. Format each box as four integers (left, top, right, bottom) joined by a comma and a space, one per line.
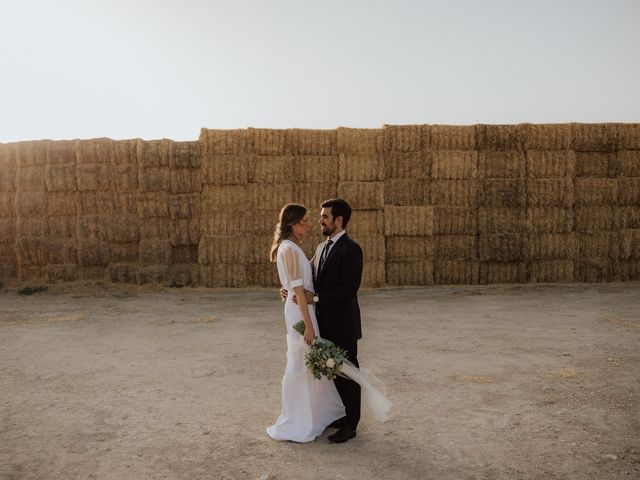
321, 224, 336, 237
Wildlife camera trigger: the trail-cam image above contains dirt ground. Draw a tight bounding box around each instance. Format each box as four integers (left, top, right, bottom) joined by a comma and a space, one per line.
0, 281, 639, 480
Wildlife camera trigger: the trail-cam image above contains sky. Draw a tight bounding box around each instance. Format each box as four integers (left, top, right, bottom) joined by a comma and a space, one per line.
1, 0, 639, 143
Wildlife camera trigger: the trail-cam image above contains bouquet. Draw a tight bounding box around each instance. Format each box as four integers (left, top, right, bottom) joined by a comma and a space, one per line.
292, 320, 347, 380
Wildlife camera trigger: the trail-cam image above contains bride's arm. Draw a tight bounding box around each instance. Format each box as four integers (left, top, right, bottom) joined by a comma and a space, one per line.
283, 246, 315, 345
292, 285, 315, 345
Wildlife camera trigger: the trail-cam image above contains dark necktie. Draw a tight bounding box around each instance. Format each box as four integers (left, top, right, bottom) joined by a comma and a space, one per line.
318, 239, 334, 273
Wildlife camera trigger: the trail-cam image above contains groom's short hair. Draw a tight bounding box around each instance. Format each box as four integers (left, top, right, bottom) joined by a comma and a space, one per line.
321, 198, 352, 228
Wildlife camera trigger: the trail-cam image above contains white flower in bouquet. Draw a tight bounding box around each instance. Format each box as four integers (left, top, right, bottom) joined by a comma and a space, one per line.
326, 358, 335, 369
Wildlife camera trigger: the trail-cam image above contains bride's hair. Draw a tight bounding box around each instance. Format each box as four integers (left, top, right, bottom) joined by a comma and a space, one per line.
270, 204, 307, 262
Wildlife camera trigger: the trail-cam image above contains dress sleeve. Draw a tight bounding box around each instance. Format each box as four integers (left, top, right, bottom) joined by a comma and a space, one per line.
282, 246, 304, 288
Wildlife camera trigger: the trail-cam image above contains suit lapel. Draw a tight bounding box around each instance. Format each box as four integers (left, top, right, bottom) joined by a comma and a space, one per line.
312, 243, 323, 282
318, 234, 348, 281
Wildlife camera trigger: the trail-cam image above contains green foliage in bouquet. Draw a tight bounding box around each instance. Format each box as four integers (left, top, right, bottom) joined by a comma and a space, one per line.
305, 338, 348, 380
292, 320, 306, 335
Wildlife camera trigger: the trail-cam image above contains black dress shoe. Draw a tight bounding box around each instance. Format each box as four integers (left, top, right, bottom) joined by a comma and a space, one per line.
327, 417, 346, 429
328, 425, 356, 444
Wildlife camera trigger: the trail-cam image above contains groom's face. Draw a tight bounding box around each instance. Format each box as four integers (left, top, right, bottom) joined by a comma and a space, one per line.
319, 207, 338, 237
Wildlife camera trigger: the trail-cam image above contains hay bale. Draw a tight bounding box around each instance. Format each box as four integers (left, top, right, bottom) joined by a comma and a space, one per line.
15, 141, 49, 167
47, 241, 77, 264
197, 235, 248, 265
245, 210, 279, 236
106, 263, 139, 283
199, 264, 247, 288
48, 215, 76, 239
571, 123, 616, 152
76, 191, 117, 215
478, 207, 527, 233
170, 219, 200, 246
77, 240, 110, 266
109, 243, 139, 263
170, 169, 202, 193
250, 155, 293, 183
246, 235, 274, 263
616, 124, 640, 149
479, 262, 528, 284
347, 210, 384, 235
384, 179, 429, 206
575, 152, 615, 177
526, 179, 574, 207
292, 155, 339, 182
479, 234, 528, 262
617, 178, 640, 205
250, 183, 295, 209
527, 207, 573, 233
352, 234, 385, 262
138, 166, 170, 192
526, 150, 576, 178
200, 128, 249, 155
15, 191, 47, 215
202, 211, 245, 236
382, 125, 429, 152
431, 150, 478, 179
578, 232, 620, 259
166, 264, 199, 287
169, 193, 200, 220
137, 192, 169, 218
112, 193, 137, 215
202, 155, 249, 185
201, 185, 248, 211
17, 265, 44, 281
114, 139, 139, 166
430, 180, 479, 206
574, 207, 616, 232
336, 128, 382, 154
337, 181, 383, 209
574, 178, 617, 205
519, 123, 572, 150
617, 207, 640, 229
0, 147, 16, 193
384, 206, 434, 236
138, 239, 172, 265
287, 129, 337, 156
386, 260, 434, 285
479, 179, 526, 207
171, 245, 198, 264
361, 261, 385, 287
77, 215, 109, 240
76, 138, 115, 165
528, 233, 578, 259
136, 140, 173, 168
45, 140, 76, 166
16, 216, 48, 237
612, 150, 640, 177
17, 164, 46, 192
430, 125, 476, 150
530, 260, 575, 283
169, 141, 199, 169
433, 207, 477, 234
383, 152, 431, 179
45, 192, 76, 216
135, 266, 170, 284
385, 236, 434, 261
249, 128, 289, 156
44, 264, 79, 283
108, 215, 140, 243
620, 260, 640, 281
575, 257, 620, 282
433, 260, 479, 284
339, 153, 384, 182
434, 235, 477, 260
139, 218, 170, 240
46, 162, 77, 191
0, 217, 16, 238
478, 151, 526, 178
245, 263, 280, 288
476, 125, 522, 151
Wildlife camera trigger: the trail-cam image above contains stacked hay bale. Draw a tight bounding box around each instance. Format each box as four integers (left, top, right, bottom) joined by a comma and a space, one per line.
523, 124, 576, 282
168, 141, 201, 286
572, 124, 620, 281
45, 140, 79, 282
136, 140, 173, 283
198, 129, 250, 287
616, 124, 640, 280
381, 125, 434, 285
430, 125, 479, 284
0, 143, 17, 278
106, 139, 140, 283
14, 141, 50, 280
337, 128, 384, 287
477, 125, 528, 283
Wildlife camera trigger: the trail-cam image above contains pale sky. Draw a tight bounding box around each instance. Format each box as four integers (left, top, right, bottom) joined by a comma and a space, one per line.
1, 0, 639, 143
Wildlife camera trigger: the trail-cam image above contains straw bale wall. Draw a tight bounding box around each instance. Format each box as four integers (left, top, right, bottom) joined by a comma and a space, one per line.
0, 123, 638, 287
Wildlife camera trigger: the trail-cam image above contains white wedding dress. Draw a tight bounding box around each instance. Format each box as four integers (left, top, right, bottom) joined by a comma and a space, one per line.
266, 239, 345, 442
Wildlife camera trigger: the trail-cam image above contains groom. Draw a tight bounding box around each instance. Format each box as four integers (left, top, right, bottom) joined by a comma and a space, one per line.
293, 198, 363, 444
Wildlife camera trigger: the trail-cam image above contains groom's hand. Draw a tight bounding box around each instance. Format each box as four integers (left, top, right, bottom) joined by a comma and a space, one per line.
279, 287, 287, 302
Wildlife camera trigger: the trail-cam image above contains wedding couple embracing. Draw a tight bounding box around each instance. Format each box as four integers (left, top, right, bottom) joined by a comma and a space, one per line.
266, 198, 390, 444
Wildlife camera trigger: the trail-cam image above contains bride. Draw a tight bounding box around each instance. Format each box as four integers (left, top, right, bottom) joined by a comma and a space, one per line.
266, 204, 345, 442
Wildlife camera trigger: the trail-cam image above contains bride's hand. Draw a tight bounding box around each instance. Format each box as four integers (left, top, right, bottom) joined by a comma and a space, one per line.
304, 326, 315, 346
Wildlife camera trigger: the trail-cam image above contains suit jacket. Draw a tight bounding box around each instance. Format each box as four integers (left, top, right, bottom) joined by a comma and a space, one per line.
313, 233, 363, 345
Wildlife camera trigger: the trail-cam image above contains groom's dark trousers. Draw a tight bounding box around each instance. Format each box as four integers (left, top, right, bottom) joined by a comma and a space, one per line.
314, 233, 363, 431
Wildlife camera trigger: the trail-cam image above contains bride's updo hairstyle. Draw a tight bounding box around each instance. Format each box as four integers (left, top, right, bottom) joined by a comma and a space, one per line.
269, 204, 307, 262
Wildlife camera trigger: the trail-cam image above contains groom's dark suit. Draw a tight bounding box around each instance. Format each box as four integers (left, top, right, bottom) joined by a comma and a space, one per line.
313, 232, 363, 431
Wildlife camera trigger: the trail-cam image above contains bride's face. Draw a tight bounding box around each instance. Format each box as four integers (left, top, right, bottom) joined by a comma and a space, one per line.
292, 213, 311, 238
